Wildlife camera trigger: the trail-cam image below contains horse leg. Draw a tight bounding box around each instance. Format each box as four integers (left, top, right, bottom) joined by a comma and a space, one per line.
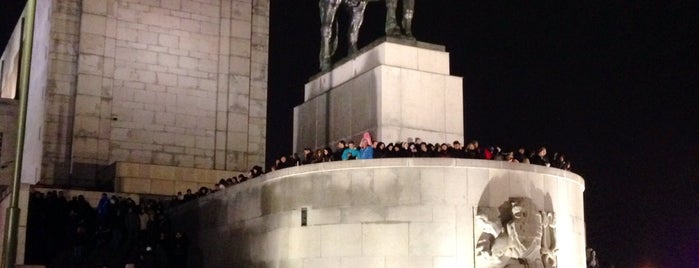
385, 0, 401, 36
348, 0, 368, 54
319, 0, 341, 70
402, 0, 415, 38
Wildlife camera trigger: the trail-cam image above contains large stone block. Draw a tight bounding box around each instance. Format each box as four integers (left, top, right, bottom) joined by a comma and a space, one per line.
150, 179, 175, 195
341, 206, 385, 224
386, 206, 432, 222
433, 257, 457, 268
118, 177, 151, 193
83, 0, 107, 15
385, 257, 432, 268
417, 48, 449, 74
304, 39, 450, 101
304, 258, 340, 268
341, 257, 385, 268
432, 206, 456, 223
320, 224, 362, 257
296, 40, 463, 152
79, 33, 106, 55
409, 223, 456, 256
81, 14, 107, 35
308, 208, 342, 225
467, 168, 490, 206
444, 170, 469, 205
362, 223, 409, 256
288, 226, 321, 259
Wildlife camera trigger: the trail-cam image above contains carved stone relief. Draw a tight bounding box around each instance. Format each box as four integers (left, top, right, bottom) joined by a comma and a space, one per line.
475, 197, 558, 268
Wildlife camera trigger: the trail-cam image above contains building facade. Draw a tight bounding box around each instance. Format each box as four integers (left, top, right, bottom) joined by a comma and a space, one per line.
0, 0, 270, 189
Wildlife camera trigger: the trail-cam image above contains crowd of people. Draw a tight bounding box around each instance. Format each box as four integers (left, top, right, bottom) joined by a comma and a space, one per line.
170, 165, 264, 206
270, 133, 572, 171
23, 134, 572, 266
25, 190, 188, 267
173, 134, 571, 204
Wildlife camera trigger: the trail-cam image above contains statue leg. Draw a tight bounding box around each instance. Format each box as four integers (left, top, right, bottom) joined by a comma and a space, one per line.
402, 0, 415, 39
348, 0, 368, 54
319, 0, 341, 70
385, 0, 401, 36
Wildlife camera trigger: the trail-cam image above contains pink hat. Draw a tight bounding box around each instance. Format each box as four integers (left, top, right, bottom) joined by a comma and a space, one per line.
362, 132, 373, 146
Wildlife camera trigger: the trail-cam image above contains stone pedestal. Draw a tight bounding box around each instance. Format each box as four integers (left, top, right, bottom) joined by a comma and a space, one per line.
294, 38, 464, 151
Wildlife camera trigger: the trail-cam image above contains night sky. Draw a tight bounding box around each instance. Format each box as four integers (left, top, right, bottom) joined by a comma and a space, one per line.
2, 1, 698, 267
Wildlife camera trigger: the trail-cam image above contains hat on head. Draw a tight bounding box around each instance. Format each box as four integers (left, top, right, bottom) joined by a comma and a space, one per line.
362, 132, 373, 146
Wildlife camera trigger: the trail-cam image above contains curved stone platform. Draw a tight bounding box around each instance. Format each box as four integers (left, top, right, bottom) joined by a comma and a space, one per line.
170, 158, 585, 267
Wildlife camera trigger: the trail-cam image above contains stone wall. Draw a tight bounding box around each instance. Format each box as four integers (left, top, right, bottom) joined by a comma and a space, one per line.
0, 99, 18, 186
170, 159, 586, 267
42, 0, 269, 183
43, 0, 82, 183
115, 161, 241, 195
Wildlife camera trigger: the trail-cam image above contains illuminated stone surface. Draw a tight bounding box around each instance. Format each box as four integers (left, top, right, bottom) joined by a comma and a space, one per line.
0, 0, 271, 185
294, 40, 464, 152
0, 99, 17, 186
171, 158, 586, 267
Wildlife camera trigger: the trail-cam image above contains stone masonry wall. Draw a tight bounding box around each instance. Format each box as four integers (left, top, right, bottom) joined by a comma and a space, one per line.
43, 0, 82, 183
0, 100, 18, 186
43, 0, 268, 183
170, 159, 587, 267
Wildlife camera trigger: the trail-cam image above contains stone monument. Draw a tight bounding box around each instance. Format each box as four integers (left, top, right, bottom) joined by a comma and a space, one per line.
157, 4, 585, 267
296, 37, 464, 151
307, 0, 463, 150
0, 1, 588, 267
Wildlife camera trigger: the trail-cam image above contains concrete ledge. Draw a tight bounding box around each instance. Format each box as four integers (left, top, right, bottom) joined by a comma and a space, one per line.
262, 158, 584, 191
170, 158, 586, 267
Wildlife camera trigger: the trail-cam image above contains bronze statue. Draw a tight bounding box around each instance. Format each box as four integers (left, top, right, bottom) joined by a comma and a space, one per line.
319, 0, 340, 71
347, 0, 369, 54
318, 0, 369, 71
318, 0, 416, 70
385, 0, 414, 38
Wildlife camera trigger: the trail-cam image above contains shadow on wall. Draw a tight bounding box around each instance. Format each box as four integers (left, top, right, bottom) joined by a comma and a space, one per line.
175, 189, 262, 267
477, 173, 554, 211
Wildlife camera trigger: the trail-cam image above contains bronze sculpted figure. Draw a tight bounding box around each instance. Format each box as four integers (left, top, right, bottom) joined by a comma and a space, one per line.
347, 0, 370, 54
385, 0, 415, 38
318, 0, 416, 70
319, 0, 340, 71
318, 0, 369, 71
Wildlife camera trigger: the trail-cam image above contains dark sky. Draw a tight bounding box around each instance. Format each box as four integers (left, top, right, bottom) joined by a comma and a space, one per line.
268, 1, 698, 267
2, 1, 698, 267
